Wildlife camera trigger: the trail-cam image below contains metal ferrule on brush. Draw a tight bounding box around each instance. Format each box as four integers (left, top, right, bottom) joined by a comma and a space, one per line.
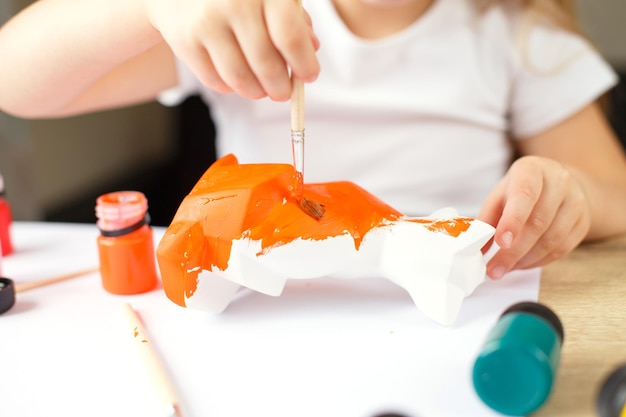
291, 129, 305, 178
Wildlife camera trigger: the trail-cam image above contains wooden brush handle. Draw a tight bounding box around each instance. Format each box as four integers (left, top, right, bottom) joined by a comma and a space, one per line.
291, 77, 304, 132
123, 303, 183, 417
14, 267, 98, 293
290, 0, 305, 132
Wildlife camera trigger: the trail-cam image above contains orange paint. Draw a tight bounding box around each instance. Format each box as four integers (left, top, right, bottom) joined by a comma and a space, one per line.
157, 155, 478, 307
406, 217, 473, 237
96, 191, 158, 295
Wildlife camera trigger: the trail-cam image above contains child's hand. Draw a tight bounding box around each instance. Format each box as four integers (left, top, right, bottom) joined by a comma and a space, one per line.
146, 0, 320, 101
478, 156, 591, 279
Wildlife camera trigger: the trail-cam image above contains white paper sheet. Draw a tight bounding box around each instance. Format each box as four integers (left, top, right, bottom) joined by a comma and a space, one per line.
0, 222, 539, 417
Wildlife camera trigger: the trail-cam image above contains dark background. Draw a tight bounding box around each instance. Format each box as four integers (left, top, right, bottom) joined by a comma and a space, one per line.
45, 72, 626, 227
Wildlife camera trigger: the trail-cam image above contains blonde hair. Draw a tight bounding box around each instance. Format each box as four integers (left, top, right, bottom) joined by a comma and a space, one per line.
475, 0, 588, 74
476, 0, 612, 112
476, 0, 582, 34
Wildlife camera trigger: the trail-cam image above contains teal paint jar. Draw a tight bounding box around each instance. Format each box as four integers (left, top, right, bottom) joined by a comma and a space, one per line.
472, 301, 564, 416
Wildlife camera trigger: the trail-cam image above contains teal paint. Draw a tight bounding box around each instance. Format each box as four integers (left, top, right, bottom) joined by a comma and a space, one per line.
472, 302, 563, 416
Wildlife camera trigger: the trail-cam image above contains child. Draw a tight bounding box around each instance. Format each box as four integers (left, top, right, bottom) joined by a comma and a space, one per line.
0, 0, 625, 280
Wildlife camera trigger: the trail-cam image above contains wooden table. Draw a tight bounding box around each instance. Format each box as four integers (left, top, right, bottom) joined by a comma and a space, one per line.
537, 233, 626, 417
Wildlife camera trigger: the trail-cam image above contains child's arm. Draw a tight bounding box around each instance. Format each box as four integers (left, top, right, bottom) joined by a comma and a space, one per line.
0, 0, 319, 118
479, 101, 626, 279
0, 0, 168, 117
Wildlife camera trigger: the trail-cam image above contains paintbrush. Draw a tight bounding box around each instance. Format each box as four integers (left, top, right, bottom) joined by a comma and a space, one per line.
123, 303, 184, 417
291, 74, 325, 220
13, 267, 98, 292
0, 267, 99, 315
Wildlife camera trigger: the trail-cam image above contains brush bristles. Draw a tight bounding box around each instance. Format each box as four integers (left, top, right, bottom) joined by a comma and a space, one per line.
299, 198, 325, 220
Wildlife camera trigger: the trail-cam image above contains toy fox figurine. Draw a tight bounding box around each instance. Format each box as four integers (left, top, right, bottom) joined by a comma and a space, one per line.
156, 154, 495, 325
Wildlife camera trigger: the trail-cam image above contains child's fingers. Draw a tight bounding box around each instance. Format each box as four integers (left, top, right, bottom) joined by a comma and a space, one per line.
513, 210, 587, 270
486, 157, 587, 278
477, 179, 504, 229
149, 0, 318, 99
301, 8, 321, 51
487, 201, 554, 280
485, 159, 559, 278
513, 189, 590, 270
264, 0, 320, 82
231, 4, 292, 101
203, 27, 267, 99
477, 180, 504, 254
182, 42, 234, 95
493, 161, 543, 252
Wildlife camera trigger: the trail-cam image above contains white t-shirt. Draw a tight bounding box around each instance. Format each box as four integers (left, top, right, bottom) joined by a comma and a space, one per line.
160, 0, 617, 217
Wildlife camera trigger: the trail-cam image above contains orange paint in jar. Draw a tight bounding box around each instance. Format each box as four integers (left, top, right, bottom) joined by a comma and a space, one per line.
96, 191, 158, 294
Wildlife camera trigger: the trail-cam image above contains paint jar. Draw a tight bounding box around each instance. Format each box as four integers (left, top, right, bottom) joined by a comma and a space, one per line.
96, 191, 158, 294
597, 364, 626, 417
0, 174, 15, 256
472, 301, 564, 416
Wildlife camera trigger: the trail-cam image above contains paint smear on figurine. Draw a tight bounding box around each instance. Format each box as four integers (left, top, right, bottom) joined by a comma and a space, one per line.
156, 154, 478, 306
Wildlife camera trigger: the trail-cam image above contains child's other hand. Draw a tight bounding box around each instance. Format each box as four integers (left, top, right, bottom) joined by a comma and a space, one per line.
146, 0, 320, 101
478, 156, 591, 279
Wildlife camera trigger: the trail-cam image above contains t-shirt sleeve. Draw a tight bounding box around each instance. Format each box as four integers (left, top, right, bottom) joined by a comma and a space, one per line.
509, 23, 618, 139
158, 57, 203, 106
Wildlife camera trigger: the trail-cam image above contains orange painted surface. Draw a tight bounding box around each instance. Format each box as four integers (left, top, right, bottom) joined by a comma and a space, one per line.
157, 155, 476, 307
406, 217, 472, 237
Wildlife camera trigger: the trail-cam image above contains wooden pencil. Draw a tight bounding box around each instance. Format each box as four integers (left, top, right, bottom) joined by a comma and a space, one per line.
122, 303, 183, 417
